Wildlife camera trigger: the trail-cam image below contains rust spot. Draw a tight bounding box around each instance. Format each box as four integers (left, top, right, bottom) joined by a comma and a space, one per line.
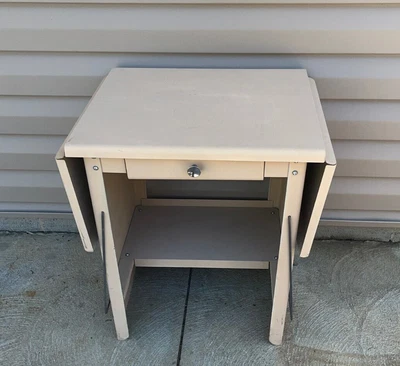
25, 290, 36, 298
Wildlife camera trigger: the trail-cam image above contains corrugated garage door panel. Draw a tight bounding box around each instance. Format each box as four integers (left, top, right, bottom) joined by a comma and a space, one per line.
0, 202, 71, 213
1, 5, 400, 54
0, 2, 399, 224
0, 135, 65, 170
0, 96, 87, 135
326, 178, 400, 211
323, 100, 400, 141
2, 53, 400, 100
0, 171, 67, 203
323, 209, 400, 223
333, 140, 400, 178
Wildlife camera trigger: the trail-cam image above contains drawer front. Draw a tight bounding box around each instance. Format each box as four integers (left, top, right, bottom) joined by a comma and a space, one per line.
126, 159, 264, 180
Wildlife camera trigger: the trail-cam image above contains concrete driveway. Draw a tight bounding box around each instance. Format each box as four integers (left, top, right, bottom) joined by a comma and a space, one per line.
1, 232, 399, 365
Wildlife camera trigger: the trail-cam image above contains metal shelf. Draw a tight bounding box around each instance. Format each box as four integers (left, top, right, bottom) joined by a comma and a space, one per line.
122, 205, 280, 269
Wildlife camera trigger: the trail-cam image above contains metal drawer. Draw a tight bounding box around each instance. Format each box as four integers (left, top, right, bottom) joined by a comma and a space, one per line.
125, 159, 264, 180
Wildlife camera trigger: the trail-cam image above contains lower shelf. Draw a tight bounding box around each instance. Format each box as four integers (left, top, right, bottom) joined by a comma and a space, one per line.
122, 205, 280, 269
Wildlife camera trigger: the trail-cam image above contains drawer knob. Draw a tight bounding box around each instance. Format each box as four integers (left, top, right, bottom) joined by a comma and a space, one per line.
187, 164, 201, 178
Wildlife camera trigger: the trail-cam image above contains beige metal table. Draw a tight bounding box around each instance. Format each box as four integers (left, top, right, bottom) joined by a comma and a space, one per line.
56, 68, 336, 346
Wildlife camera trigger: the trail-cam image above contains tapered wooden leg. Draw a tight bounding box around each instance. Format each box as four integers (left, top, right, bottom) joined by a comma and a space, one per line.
84, 158, 129, 340
269, 163, 306, 346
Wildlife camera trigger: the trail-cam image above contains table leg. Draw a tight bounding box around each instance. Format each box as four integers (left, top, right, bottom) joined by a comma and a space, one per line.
269, 163, 306, 346
84, 158, 129, 340
269, 260, 277, 298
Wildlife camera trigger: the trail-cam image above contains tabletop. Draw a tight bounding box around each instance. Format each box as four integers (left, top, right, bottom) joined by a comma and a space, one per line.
65, 68, 326, 163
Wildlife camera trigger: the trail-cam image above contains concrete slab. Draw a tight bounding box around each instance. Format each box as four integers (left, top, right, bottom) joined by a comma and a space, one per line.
1, 232, 400, 366
0, 232, 188, 366
292, 240, 400, 364
181, 241, 400, 366
316, 226, 400, 243
180, 269, 277, 365
0, 217, 77, 233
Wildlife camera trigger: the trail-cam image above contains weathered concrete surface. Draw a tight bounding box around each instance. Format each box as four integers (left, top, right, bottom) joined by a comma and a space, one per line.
316, 225, 400, 243
1, 232, 400, 365
0, 232, 187, 366
0, 217, 77, 233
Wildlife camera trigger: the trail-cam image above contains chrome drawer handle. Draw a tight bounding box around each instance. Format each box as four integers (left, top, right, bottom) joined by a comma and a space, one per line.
187, 164, 201, 178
